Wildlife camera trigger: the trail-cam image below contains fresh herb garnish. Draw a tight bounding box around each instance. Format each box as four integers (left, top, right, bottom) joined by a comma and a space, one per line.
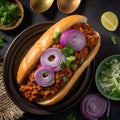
52, 32, 61, 43
60, 45, 76, 68
111, 36, 117, 45
62, 76, 68, 82
80, 58, 85, 64
60, 61, 66, 69
0, 35, 4, 48
65, 114, 76, 120
0, 0, 21, 27
51, 79, 55, 85
66, 56, 76, 67
60, 56, 76, 69
61, 45, 75, 57
70, 64, 77, 70
45, 87, 50, 91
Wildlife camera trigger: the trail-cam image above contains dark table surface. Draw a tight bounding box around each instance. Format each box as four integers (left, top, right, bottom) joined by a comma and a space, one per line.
0, 0, 120, 120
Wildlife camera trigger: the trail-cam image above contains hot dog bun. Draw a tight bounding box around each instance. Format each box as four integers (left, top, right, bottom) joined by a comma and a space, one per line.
17, 15, 100, 106
17, 15, 87, 84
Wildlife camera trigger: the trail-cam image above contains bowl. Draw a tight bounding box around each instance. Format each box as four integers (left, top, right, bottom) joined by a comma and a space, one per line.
0, 0, 24, 30
3, 22, 95, 114
95, 54, 120, 100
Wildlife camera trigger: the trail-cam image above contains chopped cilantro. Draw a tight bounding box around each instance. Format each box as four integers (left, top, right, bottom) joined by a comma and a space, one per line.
80, 58, 85, 64
52, 32, 61, 43
70, 64, 77, 70
45, 87, 50, 90
66, 56, 76, 67
60, 61, 66, 69
51, 79, 55, 85
111, 36, 117, 45
61, 45, 75, 57
62, 76, 68, 82
60, 56, 76, 68
0, 0, 21, 27
0, 35, 4, 48
65, 114, 76, 120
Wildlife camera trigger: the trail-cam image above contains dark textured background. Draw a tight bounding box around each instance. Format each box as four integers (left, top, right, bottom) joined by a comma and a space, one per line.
0, 0, 120, 119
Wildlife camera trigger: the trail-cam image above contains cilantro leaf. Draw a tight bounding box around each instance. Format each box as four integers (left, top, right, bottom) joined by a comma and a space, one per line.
66, 56, 76, 67
62, 76, 68, 81
0, 35, 4, 48
60, 61, 66, 69
61, 45, 75, 57
80, 58, 85, 64
111, 36, 117, 45
70, 64, 77, 70
65, 114, 76, 120
52, 32, 61, 43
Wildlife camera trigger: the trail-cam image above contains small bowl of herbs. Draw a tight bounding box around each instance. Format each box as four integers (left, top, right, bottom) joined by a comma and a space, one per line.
95, 55, 120, 100
0, 0, 24, 30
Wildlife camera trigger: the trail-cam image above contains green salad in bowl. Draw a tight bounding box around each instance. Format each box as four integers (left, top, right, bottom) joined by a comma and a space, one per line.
95, 55, 120, 100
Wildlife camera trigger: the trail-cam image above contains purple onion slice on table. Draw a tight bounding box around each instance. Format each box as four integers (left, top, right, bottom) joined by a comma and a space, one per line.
80, 94, 109, 120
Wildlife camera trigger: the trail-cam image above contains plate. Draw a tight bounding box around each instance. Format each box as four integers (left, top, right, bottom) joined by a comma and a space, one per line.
3, 22, 95, 115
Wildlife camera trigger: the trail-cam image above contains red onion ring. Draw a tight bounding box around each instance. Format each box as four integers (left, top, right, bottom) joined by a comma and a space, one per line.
60, 29, 86, 51
40, 48, 66, 72
80, 94, 107, 120
34, 67, 54, 87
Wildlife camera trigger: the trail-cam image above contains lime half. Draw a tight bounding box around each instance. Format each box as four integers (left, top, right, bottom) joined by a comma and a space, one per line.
101, 11, 118, 31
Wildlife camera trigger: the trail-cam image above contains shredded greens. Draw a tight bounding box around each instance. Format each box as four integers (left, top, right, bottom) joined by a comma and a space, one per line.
99, 58, 120, 97
0, 0, 21, 27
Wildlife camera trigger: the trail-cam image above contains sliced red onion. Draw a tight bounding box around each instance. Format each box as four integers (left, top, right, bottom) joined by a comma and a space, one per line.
34, 67, 54, 87
60, 29, 86, 51
80, 94, 107, 120
40, 48, 66, 72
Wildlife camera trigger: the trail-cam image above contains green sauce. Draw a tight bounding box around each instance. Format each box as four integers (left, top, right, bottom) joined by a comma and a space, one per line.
0, 0, 21, 27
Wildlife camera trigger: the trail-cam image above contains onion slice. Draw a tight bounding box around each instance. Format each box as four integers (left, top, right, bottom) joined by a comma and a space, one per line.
80, 94, 107, 120
34, 67, 54, 87
60, 29, 86, 51
40, 48, 66, 72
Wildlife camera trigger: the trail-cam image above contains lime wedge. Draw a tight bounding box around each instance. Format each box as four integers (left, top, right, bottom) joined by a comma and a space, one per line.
101, 11, 118, 31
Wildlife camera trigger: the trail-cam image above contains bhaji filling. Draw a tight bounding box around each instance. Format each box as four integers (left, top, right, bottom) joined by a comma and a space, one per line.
19, 23, 99, 102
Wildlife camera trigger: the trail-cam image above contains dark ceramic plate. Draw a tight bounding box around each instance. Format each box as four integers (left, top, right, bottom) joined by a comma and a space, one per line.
3, 22, 95, 115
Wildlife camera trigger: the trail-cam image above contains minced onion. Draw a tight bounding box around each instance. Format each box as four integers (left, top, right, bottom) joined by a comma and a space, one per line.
80, 94, 108, 120
40, 48, 66, 72
59, 29, 86, 51
34, 67, 54, 87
